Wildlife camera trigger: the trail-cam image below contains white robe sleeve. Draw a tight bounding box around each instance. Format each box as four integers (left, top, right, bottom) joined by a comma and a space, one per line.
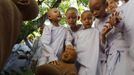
65, 29, 73, 46
40, 26, 58, 63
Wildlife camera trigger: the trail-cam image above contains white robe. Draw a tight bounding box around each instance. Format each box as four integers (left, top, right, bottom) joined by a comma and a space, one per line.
67, 25, 83, 46
37, 23, 72, 66
122, 0, 134, 75
76, 28, 99, 75
94, 14, 128, 75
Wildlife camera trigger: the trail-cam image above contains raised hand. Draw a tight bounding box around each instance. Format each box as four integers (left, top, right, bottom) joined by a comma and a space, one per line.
101, 24, 110, 44
109, 12, 122, 27
101, 23, 113, 36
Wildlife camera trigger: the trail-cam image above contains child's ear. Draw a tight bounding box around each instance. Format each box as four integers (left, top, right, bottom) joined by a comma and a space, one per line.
48, 15, 51, 19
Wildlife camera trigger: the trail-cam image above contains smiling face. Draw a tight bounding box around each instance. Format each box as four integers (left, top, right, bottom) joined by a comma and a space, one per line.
107, 0, 118, 13
61, 47, 77, 63
89, 0, 107, 18
47, 8, 61, 22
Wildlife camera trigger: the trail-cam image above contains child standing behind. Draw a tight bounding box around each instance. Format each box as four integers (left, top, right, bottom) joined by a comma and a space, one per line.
65, 7, 82, 46
65, 7, 83, 71
37, 8, 73, 66
76, 10, 99, 75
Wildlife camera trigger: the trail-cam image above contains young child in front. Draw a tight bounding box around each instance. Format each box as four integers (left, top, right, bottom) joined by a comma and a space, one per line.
37, 8, 73, 66
89, 0, 128, 75
76, 10, 99, 75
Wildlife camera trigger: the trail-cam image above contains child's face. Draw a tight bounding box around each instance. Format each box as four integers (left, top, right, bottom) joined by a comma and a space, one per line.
107, 0, 118, 13
61, 48, 77, 63
89, 0, 107, 18
81, 12, 93, 28
48, 8, 61, 22
66, 10, 78, 26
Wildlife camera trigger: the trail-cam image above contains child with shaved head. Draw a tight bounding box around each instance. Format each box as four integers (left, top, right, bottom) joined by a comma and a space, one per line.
76, 10, 99, 75
65, 7, 82, 46
37, 8, 73, 67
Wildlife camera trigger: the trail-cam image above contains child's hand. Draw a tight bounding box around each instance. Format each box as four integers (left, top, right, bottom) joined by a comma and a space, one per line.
101, 23, 112, 36
101, 26, 109, 44
49, 60, 59, 65
109, 12, 122, 26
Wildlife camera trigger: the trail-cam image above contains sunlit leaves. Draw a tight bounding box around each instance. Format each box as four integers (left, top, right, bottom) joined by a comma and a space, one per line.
77, 0, 89, 7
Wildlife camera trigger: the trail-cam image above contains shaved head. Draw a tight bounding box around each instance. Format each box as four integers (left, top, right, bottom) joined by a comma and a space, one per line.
89, 0, 108, 18
89, 0, 106, 7
65, 7, 78, 16
47, 8, 58, 17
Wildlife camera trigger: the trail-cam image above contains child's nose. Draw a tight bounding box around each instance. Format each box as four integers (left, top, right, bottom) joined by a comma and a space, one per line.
85, 19, 89, 22
70, 18, 73, 21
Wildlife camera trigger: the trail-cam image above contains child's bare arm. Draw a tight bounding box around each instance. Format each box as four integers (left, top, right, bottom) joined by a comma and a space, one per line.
109, 12, 122, 27
101, 11, 122, 41
100, 23, 113, 46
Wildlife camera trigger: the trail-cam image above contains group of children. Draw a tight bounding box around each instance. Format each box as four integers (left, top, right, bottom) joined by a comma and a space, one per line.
32, 0, 134, 75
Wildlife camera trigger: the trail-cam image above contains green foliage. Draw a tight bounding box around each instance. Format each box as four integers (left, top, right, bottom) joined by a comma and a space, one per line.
39, 5, 48, 15
43, 0, 55, 7
17, 21, 38, 43
78, 0, 89, 7
59, 1, 70, 26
